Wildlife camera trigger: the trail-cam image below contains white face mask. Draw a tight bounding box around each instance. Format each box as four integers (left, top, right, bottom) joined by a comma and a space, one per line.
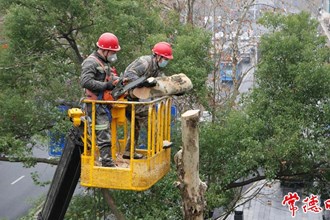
107, 53, 117, 63
158, 59, 168, 68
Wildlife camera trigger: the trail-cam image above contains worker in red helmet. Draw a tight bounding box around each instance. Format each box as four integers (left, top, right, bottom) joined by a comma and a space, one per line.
121, 42, 173, 159
80, 32, 121, 167
124, 42, 173, 81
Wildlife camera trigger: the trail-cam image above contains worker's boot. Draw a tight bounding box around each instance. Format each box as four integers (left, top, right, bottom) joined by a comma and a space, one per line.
101, 158, 115, 167
99, 146, 115, 167
122, 151, 143, 159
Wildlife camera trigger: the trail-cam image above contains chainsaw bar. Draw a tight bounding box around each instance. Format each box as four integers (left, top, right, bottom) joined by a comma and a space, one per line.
111, 76, 147, 100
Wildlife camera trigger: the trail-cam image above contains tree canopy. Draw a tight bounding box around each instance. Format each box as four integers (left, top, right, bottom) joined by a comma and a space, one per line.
0, 0, 211, 163
1, 0, 329, 218
200, 11, 330, 213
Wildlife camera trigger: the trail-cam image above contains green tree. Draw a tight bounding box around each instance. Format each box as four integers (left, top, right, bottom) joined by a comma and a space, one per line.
200, 11, 330, 214
0, 0, 210, 164
0, 0, 210, 219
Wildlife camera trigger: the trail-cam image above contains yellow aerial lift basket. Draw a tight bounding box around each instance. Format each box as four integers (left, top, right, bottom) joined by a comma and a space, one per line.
68, 97, 172, 191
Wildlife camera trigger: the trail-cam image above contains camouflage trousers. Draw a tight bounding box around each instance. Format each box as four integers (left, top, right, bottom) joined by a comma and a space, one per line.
125, 104, 148, 152
85, 103, 112, 159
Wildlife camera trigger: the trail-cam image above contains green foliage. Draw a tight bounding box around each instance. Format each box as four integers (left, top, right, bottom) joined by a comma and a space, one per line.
205, 184, 236, 216
169, 26, 212, 105
196, 11, 330, 215
19, 194, 46, 220
30, 171, 52, 187
200, 111, 264, 186
248, 12, 330, 187
0, 0, 210, 164
1, 0, 211, 218
111, 170, 182, 219
66, 170, 182, 220
65, 190, 111, 220
2, 1, 329, 218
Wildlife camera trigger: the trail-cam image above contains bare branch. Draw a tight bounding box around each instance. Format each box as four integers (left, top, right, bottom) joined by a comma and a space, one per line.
0, 156, 59, 165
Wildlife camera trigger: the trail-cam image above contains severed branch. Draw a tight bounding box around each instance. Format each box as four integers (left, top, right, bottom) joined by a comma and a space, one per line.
0, 156, 59, 165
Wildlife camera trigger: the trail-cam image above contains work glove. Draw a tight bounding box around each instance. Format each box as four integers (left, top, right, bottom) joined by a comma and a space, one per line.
105, 81, 115, 90
105, 76, 119, 90
138, 77, 157, 88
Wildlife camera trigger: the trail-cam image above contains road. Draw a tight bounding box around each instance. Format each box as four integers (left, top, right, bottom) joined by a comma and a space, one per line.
0, 147, 56, 220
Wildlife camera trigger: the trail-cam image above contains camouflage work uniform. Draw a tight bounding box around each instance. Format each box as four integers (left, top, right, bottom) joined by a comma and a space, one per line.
123, 55, 164, 154
80, 52, 114, 160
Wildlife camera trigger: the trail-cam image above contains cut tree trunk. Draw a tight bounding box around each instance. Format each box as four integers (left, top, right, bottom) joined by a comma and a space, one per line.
132, 73, 193, 99
174, 109, 207, 220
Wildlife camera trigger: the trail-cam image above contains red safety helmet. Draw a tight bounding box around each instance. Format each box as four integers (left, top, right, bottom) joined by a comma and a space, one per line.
96, 33, 121, 51
152, 42, 173, 60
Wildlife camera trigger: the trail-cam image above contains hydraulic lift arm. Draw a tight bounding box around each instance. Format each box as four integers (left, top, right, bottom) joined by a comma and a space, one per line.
38, 126, 84, 220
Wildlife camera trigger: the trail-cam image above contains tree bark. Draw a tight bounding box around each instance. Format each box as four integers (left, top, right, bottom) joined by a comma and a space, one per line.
174, 110, 207, 220
187, 0, 195, 25
101, 189, 126, 220
0, 156, 59, 165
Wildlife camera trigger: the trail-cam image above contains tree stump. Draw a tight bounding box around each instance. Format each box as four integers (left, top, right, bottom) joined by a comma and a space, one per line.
174, 109, 207, 220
